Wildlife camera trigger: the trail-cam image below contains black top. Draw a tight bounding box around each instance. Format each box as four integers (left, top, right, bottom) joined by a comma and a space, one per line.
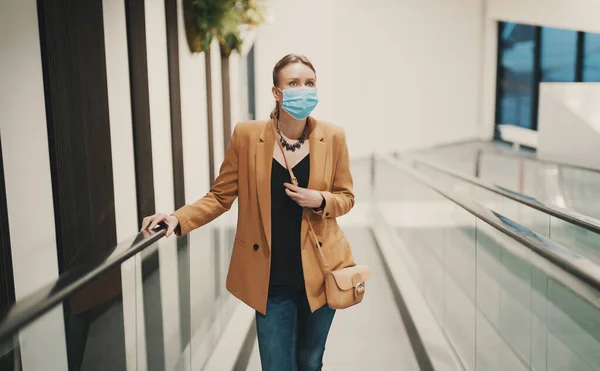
269, 154, 310, 294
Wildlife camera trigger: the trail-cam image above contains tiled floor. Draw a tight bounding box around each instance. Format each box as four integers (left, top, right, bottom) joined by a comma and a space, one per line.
245, 228, 420, 371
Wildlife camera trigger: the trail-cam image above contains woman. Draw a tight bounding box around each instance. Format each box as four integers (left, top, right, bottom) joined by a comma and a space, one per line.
142, 54, 355, 371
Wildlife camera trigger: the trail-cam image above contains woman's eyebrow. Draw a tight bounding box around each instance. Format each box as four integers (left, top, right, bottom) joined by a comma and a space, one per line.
285, 77, 315, 81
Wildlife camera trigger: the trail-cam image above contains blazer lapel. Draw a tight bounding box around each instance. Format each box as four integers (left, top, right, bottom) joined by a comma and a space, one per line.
256, 119, 275, 252
302, 117, 327, 247
307, 116, 326, 192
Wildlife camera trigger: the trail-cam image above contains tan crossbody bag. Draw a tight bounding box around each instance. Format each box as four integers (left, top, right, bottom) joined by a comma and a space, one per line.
273, 124, 371, 309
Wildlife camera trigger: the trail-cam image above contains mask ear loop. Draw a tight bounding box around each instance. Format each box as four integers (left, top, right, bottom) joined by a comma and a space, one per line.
275, 87, 284, 104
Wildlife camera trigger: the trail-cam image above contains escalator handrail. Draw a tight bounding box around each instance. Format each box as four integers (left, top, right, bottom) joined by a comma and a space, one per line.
482, 146, 600, 174
381, 155, 600, 294
403, 153, 600, 235
0, 225, 168, 343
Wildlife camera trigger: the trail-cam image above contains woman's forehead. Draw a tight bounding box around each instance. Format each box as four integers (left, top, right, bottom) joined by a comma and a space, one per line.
279, 63, 316, 79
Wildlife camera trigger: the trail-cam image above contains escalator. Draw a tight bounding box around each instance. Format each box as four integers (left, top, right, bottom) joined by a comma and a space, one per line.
476, 147, 600, 222
405, 142, 600, 264
413, 141, 600, 221
0, 159, 423, 371
402, 152, 600, 266
374, 155, 600, 371
3, 155, 600, 371
0, 225, 240, 371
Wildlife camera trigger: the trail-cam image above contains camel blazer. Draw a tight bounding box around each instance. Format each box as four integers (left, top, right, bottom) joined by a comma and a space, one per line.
173, 117, 355, 314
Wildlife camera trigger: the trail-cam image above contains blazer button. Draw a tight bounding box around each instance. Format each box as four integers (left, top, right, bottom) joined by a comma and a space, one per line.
253, 244, 259, 251
326, 212, 330, 216
318, 241, 323, 247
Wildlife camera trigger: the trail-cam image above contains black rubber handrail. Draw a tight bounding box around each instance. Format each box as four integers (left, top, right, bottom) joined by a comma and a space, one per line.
0, 225, 167, 343
401, 153, 600, 235
381, 155, 600, 293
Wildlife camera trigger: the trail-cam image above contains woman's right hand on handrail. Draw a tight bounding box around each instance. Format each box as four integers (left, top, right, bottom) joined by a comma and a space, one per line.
141, 213, 179, 237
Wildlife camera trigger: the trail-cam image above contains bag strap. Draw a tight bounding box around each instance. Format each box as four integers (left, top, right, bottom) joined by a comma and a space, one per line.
271, 121, 331, 274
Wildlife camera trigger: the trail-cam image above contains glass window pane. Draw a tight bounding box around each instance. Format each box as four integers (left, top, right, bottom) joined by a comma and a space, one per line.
497, 23, 536, 130
540, 28, 577, 82
583, 33, 600, 82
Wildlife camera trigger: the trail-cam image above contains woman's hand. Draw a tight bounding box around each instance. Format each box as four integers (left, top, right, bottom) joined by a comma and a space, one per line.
283, 183, 324, 208
141, 213, 179, 237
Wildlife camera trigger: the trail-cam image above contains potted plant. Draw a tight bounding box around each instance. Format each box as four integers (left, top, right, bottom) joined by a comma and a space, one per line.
183, 0, 267, 56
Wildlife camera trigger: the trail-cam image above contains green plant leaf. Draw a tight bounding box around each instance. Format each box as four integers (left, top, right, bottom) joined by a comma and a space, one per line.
184, 0, 267, 54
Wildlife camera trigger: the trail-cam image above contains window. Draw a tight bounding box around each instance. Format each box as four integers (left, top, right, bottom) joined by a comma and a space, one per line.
583, 33, 600, 82
540, 28, 577, 82
495, 22, 600, 134
496, 23, 537, 130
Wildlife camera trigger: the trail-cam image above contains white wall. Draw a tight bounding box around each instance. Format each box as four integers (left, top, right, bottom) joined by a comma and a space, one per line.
229, 53, 243, 127
146, 0, 175, 215
209, 40, 226, 174
174, 0, 222, 362
102, 1, 141, 369
0, 1, 68, 370
178, 6, 210, 197
103, 0, 139, 240
537, 83, 600, 169
144, 1, 186, 368
255, 0, 486, 156
1, 0, 233, 368
480, 0, 600, 140
254, 0, 335, 130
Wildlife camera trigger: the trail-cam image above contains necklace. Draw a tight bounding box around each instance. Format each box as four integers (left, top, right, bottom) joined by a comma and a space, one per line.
277, 121, 307, 152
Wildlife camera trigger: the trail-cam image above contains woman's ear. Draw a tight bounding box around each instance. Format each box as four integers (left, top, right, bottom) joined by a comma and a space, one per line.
271, 86, 280, 102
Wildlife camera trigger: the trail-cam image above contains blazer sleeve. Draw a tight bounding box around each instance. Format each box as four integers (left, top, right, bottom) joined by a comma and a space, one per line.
312, 127, 355, 219
172, 125, 240, 236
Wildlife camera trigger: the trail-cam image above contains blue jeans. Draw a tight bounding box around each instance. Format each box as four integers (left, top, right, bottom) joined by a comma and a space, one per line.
255, 289, 336, 371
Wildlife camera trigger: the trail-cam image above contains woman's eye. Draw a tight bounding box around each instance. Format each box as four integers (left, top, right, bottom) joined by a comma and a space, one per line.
289, 81, 297, 87
306, 82, 314, 87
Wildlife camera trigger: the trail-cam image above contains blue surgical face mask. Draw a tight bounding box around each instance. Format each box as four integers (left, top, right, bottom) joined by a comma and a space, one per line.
278, 86, 319, 120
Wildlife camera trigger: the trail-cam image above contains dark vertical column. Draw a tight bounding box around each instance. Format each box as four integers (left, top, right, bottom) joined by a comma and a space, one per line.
494, 22, 505, 138
142, 252, 165, 371
531, 26, 542, 131
36, 0, 117, 273
125, 0, 156, 224
474, 149, 483, 178
575, 31, 585, 82
0, 135, 15, 314
247, 45, 256, 120
0, 131, 18, 369
164, 0, 190, 349
176, 234, 191, 350
205, 51, 216, 186
164, 0, 185, 210
221, 52, 232, 149
213, 229, 221, 301
36, 1, 122, 369
0, 346, 20, 371
370, 153, 376, 192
